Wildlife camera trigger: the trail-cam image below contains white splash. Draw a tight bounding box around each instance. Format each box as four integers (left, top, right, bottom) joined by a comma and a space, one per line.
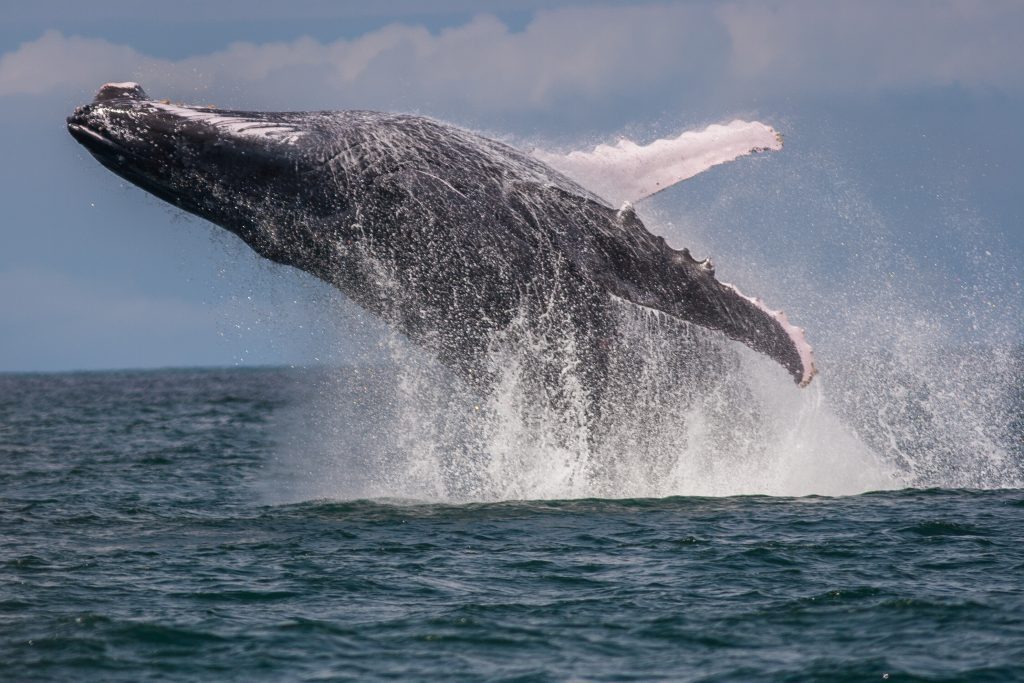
266, 300, 897, 505
534, 119, 782, 205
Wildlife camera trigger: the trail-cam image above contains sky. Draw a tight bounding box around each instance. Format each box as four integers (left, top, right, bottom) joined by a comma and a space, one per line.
1, 0, 1022, 372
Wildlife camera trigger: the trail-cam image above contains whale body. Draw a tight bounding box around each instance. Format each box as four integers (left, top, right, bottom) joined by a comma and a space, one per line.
67, 82, 815, 397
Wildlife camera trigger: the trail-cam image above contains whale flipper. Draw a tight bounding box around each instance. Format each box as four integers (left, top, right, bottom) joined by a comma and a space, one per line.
579, 197, 815, 386
533, 120, 783, 206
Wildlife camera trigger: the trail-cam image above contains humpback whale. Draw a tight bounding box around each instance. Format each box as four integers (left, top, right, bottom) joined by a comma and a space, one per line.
67, 82, 815, 398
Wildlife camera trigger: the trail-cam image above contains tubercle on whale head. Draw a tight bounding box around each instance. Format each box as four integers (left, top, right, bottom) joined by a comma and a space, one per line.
672, 247, 716, 277
93, 82, 148, 102
67, 82, 347, 257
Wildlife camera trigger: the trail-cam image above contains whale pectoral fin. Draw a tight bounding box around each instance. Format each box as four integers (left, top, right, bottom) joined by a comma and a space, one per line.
619, 255, 817, 387
570, 192, 814, 387
704, 278, 816, 387
533, 120, 783, 206
594, 213, 815, 386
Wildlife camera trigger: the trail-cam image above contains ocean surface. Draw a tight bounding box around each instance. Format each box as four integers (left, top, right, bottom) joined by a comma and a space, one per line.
2, 367, 1023, 682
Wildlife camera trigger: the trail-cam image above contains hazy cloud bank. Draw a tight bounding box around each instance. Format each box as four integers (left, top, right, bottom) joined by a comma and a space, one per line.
2, 1, 1022, 113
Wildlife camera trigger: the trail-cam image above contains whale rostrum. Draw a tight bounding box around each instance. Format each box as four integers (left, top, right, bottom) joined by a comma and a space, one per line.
67, 82, 816, 394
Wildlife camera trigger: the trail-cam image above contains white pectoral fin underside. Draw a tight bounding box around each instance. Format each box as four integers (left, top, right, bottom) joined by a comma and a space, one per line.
533, 120, 783, 205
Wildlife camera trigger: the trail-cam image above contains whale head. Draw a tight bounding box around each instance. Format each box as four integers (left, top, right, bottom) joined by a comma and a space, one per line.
67, 83, 345, 265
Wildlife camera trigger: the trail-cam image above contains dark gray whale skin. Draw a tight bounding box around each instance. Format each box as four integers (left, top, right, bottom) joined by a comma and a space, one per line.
67, 83, 812, 391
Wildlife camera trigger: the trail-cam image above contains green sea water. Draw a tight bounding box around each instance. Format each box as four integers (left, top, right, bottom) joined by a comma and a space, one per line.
2, 368, 1022, 681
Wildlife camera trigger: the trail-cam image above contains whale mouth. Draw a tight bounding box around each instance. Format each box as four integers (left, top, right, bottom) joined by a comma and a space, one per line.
67, 119, 126, 159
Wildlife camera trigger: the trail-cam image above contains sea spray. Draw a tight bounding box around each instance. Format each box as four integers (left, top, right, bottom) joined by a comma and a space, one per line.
267, 122, 1022, 502
272, 296, 898, 502
661, 130, 1024, 493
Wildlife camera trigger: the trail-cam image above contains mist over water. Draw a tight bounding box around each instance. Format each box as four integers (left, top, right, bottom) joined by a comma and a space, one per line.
265, 123, 1022, 504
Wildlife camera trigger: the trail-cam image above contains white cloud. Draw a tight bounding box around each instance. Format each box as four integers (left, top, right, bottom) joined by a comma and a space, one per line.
716, 0, 1024, 94
0, 30, 160, 96
0, 8, 710, 111
1, 2, 1022, 110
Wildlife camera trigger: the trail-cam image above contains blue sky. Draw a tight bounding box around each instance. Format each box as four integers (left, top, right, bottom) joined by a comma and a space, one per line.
1, 1, 1021, 372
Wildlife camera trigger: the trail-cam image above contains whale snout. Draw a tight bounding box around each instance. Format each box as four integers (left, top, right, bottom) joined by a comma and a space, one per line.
67, 83, 166, 161
68, 80, 326, 236
66, 82, 150, 135
67, 83, 167, 178
70, 81, 312, 157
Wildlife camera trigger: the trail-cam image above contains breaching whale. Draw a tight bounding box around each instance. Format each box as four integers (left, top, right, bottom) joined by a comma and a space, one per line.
67, 82, 815, 396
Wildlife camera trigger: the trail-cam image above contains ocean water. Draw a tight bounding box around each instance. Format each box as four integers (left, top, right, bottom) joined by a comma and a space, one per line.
2, 367, 1023, 682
